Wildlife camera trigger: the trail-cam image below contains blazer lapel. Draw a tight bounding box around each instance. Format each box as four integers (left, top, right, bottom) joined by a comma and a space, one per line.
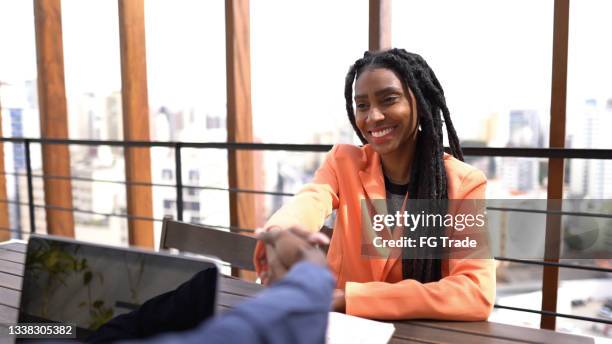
358, 146, 390, 281
358, 147, 386, 201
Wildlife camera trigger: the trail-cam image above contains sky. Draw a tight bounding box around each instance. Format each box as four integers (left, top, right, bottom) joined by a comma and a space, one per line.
0, 0, 611, 145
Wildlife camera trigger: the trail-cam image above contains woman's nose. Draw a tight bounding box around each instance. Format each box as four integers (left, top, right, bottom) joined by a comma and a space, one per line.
367, 107, 385, 122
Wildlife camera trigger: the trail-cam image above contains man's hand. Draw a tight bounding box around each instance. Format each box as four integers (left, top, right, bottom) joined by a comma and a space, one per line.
257, 226, 329, 285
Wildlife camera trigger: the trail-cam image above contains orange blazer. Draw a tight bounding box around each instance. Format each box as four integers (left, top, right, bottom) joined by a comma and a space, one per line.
254, 144, 495, 320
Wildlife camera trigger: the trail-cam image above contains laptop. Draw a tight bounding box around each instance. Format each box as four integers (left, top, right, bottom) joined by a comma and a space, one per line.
18, 234, 220, 341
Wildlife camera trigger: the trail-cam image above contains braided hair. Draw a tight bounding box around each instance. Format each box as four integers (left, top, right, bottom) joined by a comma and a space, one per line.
344, 48, 464, 283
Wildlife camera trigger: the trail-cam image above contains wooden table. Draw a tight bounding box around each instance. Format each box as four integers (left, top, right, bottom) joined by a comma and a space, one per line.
0, 241, 594, 343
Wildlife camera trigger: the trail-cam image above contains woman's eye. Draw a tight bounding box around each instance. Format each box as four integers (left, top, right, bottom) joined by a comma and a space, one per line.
356, 103, 368, 110
384, 96, 398, 104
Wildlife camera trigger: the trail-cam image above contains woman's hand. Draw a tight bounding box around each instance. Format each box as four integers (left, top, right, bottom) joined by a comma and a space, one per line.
332, 289, 346, 313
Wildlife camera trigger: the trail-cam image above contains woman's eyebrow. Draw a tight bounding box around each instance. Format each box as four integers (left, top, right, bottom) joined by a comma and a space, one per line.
354, 86, 402, 100
374, 86, 402, 96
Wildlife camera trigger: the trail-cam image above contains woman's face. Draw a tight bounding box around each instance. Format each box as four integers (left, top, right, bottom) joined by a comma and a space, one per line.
354, 67, 418, 156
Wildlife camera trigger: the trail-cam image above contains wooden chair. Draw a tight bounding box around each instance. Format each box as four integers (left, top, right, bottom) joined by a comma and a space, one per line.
160, 217, 257, 271
160, 217, 334, 272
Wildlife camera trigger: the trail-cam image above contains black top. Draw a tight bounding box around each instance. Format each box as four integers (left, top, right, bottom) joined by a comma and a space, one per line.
383, 174, 409, 195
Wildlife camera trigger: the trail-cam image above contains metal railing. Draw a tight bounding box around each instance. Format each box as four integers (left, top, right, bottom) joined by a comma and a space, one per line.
1, 136, 612, 326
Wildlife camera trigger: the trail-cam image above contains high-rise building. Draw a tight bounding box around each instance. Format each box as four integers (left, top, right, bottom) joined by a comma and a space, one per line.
1, 80, 45, 237
568, 98, 612, 198
501, 110, 544, 194
106, 91, 123, 141
586, 99, 612, 198
508, 110, 543, 147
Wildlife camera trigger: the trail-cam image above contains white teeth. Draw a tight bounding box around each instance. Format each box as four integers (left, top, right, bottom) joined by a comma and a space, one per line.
371, 127, 394, 138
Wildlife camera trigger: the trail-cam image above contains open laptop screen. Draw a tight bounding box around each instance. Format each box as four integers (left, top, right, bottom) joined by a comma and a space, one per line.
19, 235, 218, 340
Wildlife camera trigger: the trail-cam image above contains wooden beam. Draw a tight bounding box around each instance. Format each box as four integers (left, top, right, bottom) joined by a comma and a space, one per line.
541, 0, 570, 330
369, 0, 392, 51
226, 0, 256, 278
33, 0, 75, 237
0, 99, 10, 240
118, 0, 154, 248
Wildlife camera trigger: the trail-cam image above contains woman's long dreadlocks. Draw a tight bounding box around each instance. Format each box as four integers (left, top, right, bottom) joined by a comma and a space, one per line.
344, 48, 464, 283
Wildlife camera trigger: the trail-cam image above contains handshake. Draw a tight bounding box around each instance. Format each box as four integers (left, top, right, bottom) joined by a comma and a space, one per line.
256, 226, 330, 285
256, 226, 347, 312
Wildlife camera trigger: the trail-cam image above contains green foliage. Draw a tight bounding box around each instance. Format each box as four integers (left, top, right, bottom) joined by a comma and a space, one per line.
26, 242, 113, 329
88, 300, 114, 330
26, 242, 86, 317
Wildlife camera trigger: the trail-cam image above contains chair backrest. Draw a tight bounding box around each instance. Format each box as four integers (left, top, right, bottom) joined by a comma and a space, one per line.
160, 218, 334, 271
160, 217, 257, 271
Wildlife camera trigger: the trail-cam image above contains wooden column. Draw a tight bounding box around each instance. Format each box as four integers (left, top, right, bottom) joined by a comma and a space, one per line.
541, 0, 570, 330
369, 0, 392, 52
0, 101, 10, 240
226, 0, 255, 278
118, 0, 154, 248
33, 0, 75, 237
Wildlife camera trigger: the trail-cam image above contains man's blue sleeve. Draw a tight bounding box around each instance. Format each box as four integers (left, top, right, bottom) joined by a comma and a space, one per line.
137, 261, 335, 344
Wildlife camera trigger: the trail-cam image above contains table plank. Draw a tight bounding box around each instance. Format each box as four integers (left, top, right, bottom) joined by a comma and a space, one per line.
0, 303, 18, 323
410, 320, 594, 344
218, 291, 250, 309
388, 338, 427, 344
219, 275, 263, 295
0, 287, 19, 308
0, 242, 27, 253
0, 249, 24, 264
391, 322, 522, 344
0, 259, 23, 277
0, 272, 20, 291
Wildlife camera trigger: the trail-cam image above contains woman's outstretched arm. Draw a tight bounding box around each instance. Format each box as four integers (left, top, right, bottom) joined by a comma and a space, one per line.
254, 145, 340, 279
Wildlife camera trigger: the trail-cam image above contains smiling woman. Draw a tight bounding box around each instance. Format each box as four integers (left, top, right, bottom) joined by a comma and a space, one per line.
254, 48, 495, 321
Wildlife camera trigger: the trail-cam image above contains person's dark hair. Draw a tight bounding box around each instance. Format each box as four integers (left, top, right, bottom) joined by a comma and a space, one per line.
344, 48, 463, 283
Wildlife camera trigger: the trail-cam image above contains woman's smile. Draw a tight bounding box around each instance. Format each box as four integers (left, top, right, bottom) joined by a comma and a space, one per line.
369, 125, 398, 143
